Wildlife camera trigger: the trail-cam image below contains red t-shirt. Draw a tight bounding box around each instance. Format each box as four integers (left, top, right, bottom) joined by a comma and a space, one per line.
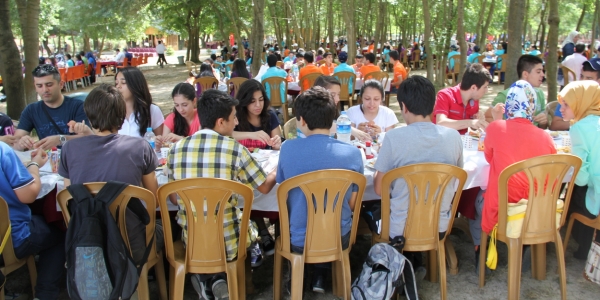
481, 118, 557, 233
163, 110, 201, 137
432, 85, 479, 135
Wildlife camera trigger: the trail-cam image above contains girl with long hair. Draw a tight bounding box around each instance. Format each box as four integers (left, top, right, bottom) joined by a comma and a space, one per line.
157, 83, 199, 145
230, 58, 251, 79
115, 67, 164, 137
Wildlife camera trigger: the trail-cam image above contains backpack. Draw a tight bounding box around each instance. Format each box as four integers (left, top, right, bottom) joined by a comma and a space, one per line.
64, 181, 153, 300
351, 237, 418, 300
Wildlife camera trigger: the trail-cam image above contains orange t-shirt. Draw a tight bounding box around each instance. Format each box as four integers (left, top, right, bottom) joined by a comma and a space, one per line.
299, 64, 323, 90
360, 64, 381, 78
319, 63, 338, 75
392, 61, 407, 85
368, 44, 374, 53
284, 49, 290, 58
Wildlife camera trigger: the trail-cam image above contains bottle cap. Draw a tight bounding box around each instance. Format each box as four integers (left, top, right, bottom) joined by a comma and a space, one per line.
52, 147, 58, 151
366, 141, 371, 146
146, 127, 152, 132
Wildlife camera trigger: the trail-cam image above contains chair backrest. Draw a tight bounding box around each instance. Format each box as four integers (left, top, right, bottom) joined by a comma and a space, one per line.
277, 170, 367, 260
261, 76, 288, 107
498, 54, 508, 72
95, 63, 102, 75
299, 73, 322, 93
401, 49, 408, 65
193, 77, 219, 95
276, 61, 284, 69
497, 154, 582, 242
143, 55, 148, 64
185, 61, 198, 74
73, 65, 85, 80
123, 57, 129, 66
228, 77, 248, 98
59, 68, 68, 84
379, 163, 467, 251
363, 71, 390, 95
0, 197, 19, 264
66, 67, 75, 81
474, 55, 484, 64
156, 178, 254, 274
334, 71, 357, 105
283, 118, 296, 138
449, 54, 461, 73
561, 66, 576, 85
316, 59, 326, 66
413, 49, 421, 62
56, 183, 158, 258
546, 101, 558, 121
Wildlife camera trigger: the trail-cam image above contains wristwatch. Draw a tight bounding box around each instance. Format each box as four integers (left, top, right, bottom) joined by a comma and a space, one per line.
59, 135, 66, 146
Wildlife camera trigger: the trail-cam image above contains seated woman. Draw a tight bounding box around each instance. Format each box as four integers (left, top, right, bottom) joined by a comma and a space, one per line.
75, 54, 84, 66
232, 80, 282, 151
115, 67, 164, 137
246, 50, 253, 66
347, 80, 399, 139
157, 83, 200, 145
194, 63, 220, 98
230, 58, 252, 79
559, 81, 600, 259
65, 54, 75, 67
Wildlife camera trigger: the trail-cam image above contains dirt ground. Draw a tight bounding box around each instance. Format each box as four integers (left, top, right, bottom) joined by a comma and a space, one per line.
2, 58, 600, 299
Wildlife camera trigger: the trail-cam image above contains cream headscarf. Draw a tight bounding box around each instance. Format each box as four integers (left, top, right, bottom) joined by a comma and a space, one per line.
562, 31, 580, 47
559, 80, 600, 122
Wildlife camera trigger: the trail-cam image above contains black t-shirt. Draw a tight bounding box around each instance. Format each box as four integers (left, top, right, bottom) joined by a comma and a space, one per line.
17, 96, 89, 140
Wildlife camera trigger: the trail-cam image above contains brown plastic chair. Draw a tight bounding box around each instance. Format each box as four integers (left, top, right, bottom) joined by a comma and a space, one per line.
334, 71, 357, 107
446, 54, 461, 86
494, 54, 508, 84
363, 71, 391, 107
299, 73, 322, 93
262, 77, 289, 123
371, 163, 467, 300
143, 54, 149, 64
560, 65, 577, 86
157, 178, 254, 300
282, 119, 297, 139
0, 197, 37, 300
411, 49, 422, 69
276, 61, 284, 69
316, 59, 326, 66
57, 183, 168, 300
478, 154, 582, 300
273, 170, 367, 300
193, 77, 219, 97
564, 211, 600, 255
117, 58, 129, 69
228, 77, 248, 99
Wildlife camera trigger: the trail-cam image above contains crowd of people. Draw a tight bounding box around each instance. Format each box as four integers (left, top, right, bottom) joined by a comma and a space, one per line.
0, 34, 599, 299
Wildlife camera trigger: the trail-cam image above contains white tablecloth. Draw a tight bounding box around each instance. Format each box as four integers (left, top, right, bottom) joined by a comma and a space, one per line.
482, 57, 497, 63
288, 78, 391, 92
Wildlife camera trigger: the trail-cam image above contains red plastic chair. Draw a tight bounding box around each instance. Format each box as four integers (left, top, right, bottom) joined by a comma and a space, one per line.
117, 58, 129, 70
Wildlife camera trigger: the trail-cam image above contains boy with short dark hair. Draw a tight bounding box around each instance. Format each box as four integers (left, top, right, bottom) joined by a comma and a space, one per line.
277, 86, 363, 293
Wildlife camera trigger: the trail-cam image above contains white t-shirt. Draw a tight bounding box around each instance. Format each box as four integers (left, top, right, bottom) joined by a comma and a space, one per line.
118, 104, 165, 137
346, 105, 399, 132
156, 44, 166, 54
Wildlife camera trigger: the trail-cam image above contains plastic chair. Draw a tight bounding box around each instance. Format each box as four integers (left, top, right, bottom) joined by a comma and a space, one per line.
262, 77, 289, 123
193, 77, 219, 97
273, 170, 367, 300
545, 101, 558, 126
334, 71, 357, 108
73, 65, 87, 88
494, 54, 508, 84
117, 58, 129, 70
56, 183, 168, 300
186, 61, 198, 75
316, 59, 326, 66
143, 54, 149, 64
560, 65, 577, 86
363, 71, 391, 107
564, 209, 600, 255
59, 68, 70, 92
478, 154, 582, 300
411, 49, 422, 69
299, 73, 322, 93
371, 163, 467, 300
282, 119, 296, 138
276, 61, 284, 69
228, 77, 248, 99
66, 67, 77, 91
446, 54, 461, 86
0, 197, 37, 300
156, 178, 254, 300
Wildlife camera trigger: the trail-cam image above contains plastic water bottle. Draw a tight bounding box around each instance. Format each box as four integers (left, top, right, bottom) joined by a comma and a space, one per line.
336, 111, 352, 143
143, 127, 158, 154
292, 65, 299, 81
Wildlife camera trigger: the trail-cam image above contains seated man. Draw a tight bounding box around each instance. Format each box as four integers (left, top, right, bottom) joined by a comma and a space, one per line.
552, 58, 600, 130
319, 52, 337, 75
262, 54, 288, 101
59, 84, 164, 265
467, 46, 481, 64
484, 55, 548, 129
433, 63, 491, 134
359, 52, 381, 78
352, 53, 365, 72
114, 48, 125, 66
167, 89, 277, 299
283, 51, 295, 64
447, 45, 460, 72
277, 86, 363, 293
388, 50, 407, 94
298, 52, 323, 90
0, 144, 65, 299
374, 75, 463, 272
14, 64, 90, 151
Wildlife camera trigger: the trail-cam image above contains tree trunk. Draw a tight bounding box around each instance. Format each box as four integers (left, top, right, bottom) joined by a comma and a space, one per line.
341, 0, 356, 63
539, 1, 548, 53
42, 39, 52, 56
505, 0, 526, 88
83, 33, 91, 52
592, 0, 599, 51
522, 0, 530, 43
479, 0, 496, 47
16, 0, 40, 105
251, 0, 264, 76
283, 0, 304, 48
422, 0, 434, 81
327, 0, 335, 54
71, 34, 76, 53
576, 4, 587, 32
456, 0, 467, 82
0, 0, 26, 119
476, 0, 487, 46
535, 0, 547, 47
547, 0, 559, 103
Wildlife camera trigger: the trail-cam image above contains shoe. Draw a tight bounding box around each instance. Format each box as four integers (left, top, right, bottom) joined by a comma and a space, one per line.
191, 274, 214, 300
414, 266, 427, 281
211, 279, 229, 300
250, 242, 263, 267
261, 234, 275, 256
312, 274, 325, 293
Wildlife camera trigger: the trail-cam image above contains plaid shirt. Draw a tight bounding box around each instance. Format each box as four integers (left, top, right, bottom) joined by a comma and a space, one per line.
167, 129, 265, 261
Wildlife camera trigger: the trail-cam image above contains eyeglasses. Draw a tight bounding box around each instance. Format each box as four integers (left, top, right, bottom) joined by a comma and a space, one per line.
32, 64, 59, 76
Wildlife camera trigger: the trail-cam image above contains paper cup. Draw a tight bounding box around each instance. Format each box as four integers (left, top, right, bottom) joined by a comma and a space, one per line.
160, 147, 170, 159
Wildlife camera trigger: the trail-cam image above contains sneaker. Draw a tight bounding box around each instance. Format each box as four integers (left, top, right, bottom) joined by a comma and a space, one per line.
414, 266, 427, 281
211, 279, 229, 300
249, 242, 263, 268
191, 274, 214, 300
311, 274, 325, 293
262, 235, 275, 256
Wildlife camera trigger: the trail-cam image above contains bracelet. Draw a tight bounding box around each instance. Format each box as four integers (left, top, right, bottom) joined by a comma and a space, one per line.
26, 162, 40, 169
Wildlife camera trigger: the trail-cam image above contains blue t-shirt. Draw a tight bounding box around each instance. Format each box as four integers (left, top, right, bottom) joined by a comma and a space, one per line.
276, 134, 364, 247
447, 50, 460, 70
262, 67, 288, 102
0, 142, 34, 248
495, 49, 505, 69
17, 96, 89, 140
334, 63, 356, 95
467, 52, 480, 64
555, 103, 563, 118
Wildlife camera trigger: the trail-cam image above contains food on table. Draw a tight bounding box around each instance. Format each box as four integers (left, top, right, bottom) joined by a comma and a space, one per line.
469, 130, 480, 138
556, 146, 571, 153
549, 131, 559, 138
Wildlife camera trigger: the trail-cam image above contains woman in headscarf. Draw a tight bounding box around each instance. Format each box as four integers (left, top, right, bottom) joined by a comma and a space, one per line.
562, 30, 580, 61
479, 80, 557, 236
559, 80, 600, 259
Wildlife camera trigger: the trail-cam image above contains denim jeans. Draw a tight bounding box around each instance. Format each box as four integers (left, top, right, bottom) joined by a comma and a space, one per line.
14, 215, 65, 300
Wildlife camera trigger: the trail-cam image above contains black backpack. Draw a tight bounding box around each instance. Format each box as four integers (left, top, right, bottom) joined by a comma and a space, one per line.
64, 181, 153, 300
